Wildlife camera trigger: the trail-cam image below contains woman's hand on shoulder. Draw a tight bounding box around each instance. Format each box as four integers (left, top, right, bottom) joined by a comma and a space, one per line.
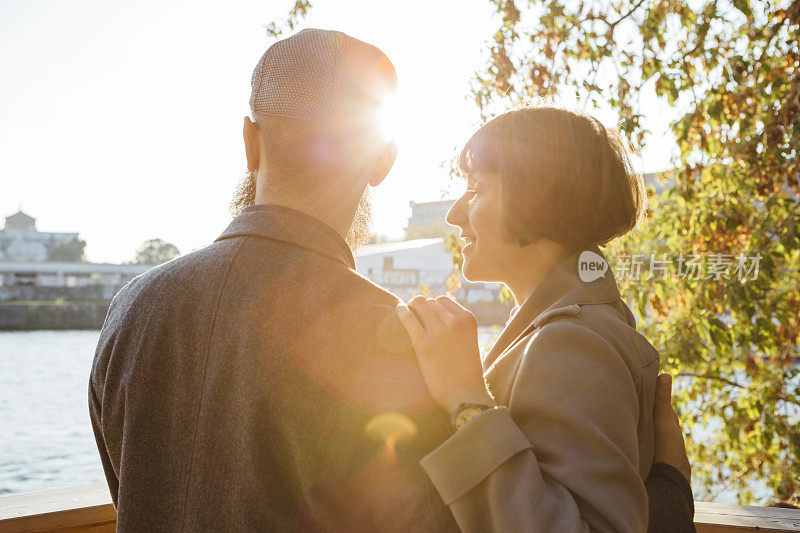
395, 295, 493, 414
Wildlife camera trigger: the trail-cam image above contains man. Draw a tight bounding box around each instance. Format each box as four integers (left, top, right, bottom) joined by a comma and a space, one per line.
90, 28, 455, 532
89, 28, 694, 531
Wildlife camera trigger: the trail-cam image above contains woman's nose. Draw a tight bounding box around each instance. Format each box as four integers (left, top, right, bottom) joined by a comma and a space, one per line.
446, 195, 467, 228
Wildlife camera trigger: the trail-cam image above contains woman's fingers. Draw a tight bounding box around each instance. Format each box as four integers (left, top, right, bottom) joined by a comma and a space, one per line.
395, 304, 425, 343
436, 295, 467, 314
654, 373, 673, 408
398, 295, 473, 346
408, 296, 442, 331
653, 373, 692, 483
436, 296, 478, 330
426, 298, 452, 323
396, 296, 485, 411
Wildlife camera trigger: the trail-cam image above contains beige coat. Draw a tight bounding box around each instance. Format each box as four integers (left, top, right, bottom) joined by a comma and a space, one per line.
420, 247, 659, 532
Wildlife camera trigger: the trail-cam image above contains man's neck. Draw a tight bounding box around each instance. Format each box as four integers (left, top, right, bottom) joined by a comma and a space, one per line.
254, 191, 361, 241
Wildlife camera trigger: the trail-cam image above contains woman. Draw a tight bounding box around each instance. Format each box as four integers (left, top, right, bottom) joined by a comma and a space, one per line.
395, 107, 664, 532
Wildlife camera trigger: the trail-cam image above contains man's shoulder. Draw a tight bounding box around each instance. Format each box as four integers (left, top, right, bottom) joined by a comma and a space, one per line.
310, 264, 413, 354
119, 240, 240, 301
340, 265, 403, 306
106, 239, 241, 333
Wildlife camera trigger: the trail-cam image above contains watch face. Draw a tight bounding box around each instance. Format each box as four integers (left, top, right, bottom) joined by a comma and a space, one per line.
455, 406, 484, 430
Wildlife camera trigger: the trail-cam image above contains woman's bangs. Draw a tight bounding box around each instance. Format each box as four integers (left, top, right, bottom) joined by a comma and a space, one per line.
456, 125, 504, 179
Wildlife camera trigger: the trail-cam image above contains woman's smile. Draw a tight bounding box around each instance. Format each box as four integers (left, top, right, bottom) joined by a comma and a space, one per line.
461, 233, 476, 249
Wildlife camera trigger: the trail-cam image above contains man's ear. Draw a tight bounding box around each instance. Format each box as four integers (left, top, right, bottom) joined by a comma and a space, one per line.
243, 116, 261, 172
368, 140, 397, 187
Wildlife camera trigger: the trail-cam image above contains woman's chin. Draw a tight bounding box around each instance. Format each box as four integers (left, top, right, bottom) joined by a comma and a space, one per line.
461, 259, 486, 283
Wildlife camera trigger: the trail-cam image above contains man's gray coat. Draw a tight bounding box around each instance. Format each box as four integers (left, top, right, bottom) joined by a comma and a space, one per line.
89, 204, 456, 531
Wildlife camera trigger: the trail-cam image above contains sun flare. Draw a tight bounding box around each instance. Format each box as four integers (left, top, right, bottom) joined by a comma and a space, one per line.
377, 91, 402, 142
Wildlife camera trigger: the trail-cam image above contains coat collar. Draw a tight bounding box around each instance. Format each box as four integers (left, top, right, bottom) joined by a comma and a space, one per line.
215, 204, 356, 269
483, 246, 622, 369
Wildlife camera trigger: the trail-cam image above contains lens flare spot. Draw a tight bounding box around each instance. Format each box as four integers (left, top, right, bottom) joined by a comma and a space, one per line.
364, 412, 418, 452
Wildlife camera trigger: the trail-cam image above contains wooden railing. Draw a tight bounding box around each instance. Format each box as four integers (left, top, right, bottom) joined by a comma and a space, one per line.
0, 484, 115, 532
1, 483, 799, 532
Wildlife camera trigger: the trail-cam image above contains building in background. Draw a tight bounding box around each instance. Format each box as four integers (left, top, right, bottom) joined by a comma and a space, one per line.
406, 200, 455, 228
0, 261, 153, 301
405, 200, 455, 239
0, 210, 80, 262
0, 210, 152, 302
356, 237, 511, 324
357, 238, 452, 299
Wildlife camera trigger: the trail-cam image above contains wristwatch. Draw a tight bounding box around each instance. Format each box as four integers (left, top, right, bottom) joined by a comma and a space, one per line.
450, 402, 493, 432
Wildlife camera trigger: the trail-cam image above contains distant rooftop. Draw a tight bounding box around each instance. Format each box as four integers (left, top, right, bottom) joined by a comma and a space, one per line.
4, 210, 36, 231
356, 238, 444, 257
409, 199, 456, 207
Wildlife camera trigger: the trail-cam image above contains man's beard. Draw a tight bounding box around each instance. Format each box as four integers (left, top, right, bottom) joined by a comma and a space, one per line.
230, 171, 257, 218
345, 189, 373, 252
230, 170, 373, 252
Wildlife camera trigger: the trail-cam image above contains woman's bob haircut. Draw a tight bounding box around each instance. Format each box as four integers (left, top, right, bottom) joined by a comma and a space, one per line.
457, 106, 646, 251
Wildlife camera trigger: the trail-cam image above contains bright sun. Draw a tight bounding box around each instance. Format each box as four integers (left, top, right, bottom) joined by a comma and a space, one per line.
377, 91, 402, 142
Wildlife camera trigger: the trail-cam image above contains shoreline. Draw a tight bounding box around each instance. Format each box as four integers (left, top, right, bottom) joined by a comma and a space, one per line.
0, 301, 110, 331
0, 300, 510, 331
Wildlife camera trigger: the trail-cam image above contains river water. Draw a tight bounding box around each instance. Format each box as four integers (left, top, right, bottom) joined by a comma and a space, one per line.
0, 330, 105, 495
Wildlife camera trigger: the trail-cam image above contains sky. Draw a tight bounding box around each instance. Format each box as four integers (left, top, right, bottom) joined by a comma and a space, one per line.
1, 0, 678, 263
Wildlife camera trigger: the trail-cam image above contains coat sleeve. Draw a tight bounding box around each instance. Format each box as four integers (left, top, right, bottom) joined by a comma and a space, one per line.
645, 463, 696, 532
419, 322, 648, 533
88, 377, 119, 506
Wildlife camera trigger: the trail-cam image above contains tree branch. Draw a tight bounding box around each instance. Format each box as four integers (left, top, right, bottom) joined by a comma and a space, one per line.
606, 0, 649, 29
677, 372, 800, 407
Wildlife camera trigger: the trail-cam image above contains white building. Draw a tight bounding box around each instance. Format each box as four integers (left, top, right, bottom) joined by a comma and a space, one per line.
355, 237, 503, 304
357, 238, 451, 298
0, 210, 154, 300
0, 261, 153, 300
407, 200, 455, 228
0, 210, 80, 262
404, 200, 456, 239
